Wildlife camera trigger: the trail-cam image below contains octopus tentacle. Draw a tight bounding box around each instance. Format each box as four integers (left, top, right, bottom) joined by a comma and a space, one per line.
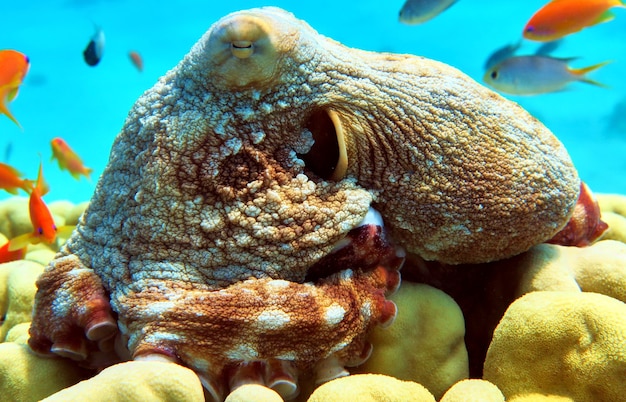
28, 254, 119, 366
116, 223, 402, 401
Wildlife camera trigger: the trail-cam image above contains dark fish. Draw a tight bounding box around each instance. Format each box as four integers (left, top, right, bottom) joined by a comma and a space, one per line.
535, 39, 563, 56
83, 26, 105, 66
484, 41, 521, 70
484, 39, 562, 71
3, 141, 12, 162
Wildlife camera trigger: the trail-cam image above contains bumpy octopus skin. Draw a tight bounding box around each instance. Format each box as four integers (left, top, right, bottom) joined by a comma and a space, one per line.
29, 7, 580, 401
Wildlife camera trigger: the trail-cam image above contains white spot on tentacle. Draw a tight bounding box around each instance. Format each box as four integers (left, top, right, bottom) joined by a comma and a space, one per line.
324, 303, 346, 326
143, 332, 183, 344
360, 300, 372, 320
267, 279, 291, 289
226, 343, 259, 360
256, 309, 292, 330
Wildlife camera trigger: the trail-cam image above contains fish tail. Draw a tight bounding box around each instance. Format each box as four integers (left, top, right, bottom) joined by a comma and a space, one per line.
86, 167, 94, 181
570, 60, 611, 87
0, 97, 22, 129
34, 161, 50, 196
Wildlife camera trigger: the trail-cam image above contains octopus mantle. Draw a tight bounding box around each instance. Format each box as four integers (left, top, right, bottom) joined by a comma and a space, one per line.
28, 6, 579, 401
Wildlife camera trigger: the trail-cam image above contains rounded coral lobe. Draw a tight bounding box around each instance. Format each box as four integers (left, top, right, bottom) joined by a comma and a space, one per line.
28, 5, 580, 402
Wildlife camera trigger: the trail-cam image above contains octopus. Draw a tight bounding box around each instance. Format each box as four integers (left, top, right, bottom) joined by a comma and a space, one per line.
28, 7, 581, 401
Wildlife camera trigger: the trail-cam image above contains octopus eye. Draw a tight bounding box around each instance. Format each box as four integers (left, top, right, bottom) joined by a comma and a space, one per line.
231, 40, 254, 59
37, 227, 43, 235
207, 12, 283, 88
300, 109, 348, 181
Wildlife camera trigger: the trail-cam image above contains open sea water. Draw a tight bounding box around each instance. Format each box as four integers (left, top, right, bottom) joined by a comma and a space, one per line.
2, 0, 625, 203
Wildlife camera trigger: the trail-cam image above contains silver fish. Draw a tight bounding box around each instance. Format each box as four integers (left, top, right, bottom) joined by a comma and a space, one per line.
483, 55, 610, 95
399, 0, 458, 25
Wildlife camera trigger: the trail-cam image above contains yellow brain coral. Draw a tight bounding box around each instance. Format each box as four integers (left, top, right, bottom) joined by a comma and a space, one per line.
439, 379, 505, 402
225, 384, 283, 402
0, 342, 89, 401
597, 193, 626, 243
515, 240, 626, 303
0, 260, 45, 341
307, 374, 436, 402
352, 282, 468, 399
483, 291, 626, 401
41, 361, 205, 402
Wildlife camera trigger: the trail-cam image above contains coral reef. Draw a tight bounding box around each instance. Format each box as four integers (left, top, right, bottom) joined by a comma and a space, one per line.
439, 379, 505, 402
351, 282, 468, 399
483, 291, 626, 401
40, 361, 205, 402
307, 374, 436, 402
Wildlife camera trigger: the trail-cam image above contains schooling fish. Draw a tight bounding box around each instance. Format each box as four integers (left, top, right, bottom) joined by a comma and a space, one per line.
83, 25, 105, 66
0, 50, 30, 128
524, 0, 626, 42
50, 137, 93, 180
8, 162, 74, 251
0, 162, 33, 194
399, 0, 458, 24
483, 55, 610, 95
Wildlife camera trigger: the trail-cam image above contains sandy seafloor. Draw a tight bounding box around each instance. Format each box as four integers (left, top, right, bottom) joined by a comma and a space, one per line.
2, 0, 626, 203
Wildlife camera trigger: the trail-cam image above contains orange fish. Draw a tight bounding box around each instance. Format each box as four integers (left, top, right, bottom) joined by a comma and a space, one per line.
8, 162, 74, 251
524, 0, 626, 42
129, 51, 143, 72
0, 240, 26, 263
0, 162, 33, 194
50, 137, 93, 180
0, 49, 30, 128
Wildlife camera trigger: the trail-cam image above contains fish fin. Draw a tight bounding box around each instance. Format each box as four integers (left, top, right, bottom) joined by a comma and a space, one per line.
593, 10, 615, 25
20, 179, 35, 194
0, 95, 22, 129
570, 60, 612, 80
85, 167, 94, 181
580, 77, 610, 89
7, 87, 19, 102
8, 233, 34, 251
2, 187, 18, 195
34, 161, 50, 196
55, 225, 76, 243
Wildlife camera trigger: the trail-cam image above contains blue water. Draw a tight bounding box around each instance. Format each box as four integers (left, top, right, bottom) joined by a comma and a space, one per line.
2, 0, 625, 203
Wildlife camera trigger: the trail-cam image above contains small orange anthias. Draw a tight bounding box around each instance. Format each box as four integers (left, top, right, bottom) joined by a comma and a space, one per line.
50, 137, 93, 180
8, 162, 74, 251
0, 49, 30, 128
0, 161, 33, 194
523, 0, 625, 42
128, 50, 143, 72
